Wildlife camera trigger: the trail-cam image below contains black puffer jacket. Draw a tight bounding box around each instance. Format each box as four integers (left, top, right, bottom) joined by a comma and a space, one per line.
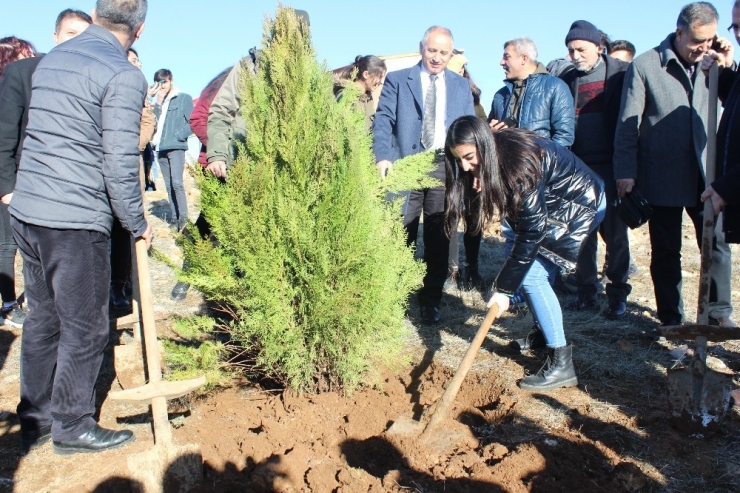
494, 139, 604, 294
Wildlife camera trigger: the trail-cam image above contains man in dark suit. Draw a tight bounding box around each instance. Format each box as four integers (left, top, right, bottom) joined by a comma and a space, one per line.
373, 25, 475, 324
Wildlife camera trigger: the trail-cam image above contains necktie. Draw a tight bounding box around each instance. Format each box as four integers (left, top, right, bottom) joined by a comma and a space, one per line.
422, 74, 437, 149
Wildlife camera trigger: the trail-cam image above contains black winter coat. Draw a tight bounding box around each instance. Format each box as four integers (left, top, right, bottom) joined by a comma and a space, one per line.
715, 67, 740, 243
494, 139, 604, 294
0, 56, 41, 197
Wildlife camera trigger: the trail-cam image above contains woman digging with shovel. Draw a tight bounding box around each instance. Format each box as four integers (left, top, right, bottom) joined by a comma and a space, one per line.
444, 115, 605, 391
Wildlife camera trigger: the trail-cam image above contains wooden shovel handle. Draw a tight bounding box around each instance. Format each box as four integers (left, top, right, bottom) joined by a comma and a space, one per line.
133, 238, 172, 444
420, 302, 501, 442
697, 62, 718, 326
134, 238, 162, 384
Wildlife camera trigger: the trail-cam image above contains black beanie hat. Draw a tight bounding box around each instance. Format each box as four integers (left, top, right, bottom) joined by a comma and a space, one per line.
565, 20, 601, 46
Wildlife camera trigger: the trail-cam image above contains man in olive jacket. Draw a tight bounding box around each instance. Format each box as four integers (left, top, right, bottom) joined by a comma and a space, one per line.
9, 0, 152, 454
613, 2, 734, 327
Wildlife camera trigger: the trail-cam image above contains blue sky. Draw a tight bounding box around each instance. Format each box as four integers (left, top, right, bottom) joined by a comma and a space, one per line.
1, 0, 736, 103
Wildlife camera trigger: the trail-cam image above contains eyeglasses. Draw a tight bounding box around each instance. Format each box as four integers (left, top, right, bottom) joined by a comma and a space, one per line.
728, 24, 740, 34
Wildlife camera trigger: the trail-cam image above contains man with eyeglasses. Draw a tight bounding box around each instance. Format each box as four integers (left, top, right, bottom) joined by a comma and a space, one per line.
614, 1, 736, 329
700, 0, 740, 248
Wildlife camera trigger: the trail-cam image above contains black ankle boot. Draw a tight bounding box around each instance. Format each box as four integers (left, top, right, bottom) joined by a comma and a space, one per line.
109, 281, 132, 313
509, 324, 546, 352
463, 265, 485, 291
519, 345, 578, 391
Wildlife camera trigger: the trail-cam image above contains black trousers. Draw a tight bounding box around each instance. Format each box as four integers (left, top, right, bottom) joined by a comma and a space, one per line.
575, 164, 632, 302
11, 218, 110, 441
463, 191, 482, 268
648, 203, 733, 324
403, 161, 448, 307
0, 203, 17, 302
109, 218, 131, 285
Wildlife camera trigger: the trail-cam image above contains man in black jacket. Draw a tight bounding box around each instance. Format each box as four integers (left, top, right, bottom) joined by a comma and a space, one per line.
0, 9, 91, 330
558, 20, 632, 319
702, 0, 740, 246
9, 0, 151, 455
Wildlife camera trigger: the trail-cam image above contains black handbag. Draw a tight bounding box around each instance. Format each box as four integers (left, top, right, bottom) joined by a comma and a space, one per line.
614, 188, 653, 229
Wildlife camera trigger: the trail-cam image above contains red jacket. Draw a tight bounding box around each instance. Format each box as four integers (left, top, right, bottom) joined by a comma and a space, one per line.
190, 92, 215, 167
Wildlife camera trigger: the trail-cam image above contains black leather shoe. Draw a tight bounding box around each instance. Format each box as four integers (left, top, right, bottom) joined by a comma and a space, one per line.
53, 425, 134, 455
605, 299, 627, 319
420, 304, 441, 324
509, 324, 546, 353
171, 281, 190, 301
20, 425, 51, 452
110, 282, 132, 313
566, 297, 597, 311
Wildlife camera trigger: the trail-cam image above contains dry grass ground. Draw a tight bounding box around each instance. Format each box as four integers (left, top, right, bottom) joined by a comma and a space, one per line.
1, 165, 740, 491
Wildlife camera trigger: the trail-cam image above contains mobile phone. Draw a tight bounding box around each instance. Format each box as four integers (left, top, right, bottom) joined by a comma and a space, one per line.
502, 116, 518, 128
711, 36, 722, 51
157, 79, 166, 84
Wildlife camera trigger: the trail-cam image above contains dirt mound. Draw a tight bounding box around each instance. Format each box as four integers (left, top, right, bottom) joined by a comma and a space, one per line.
2, 171, 740, 492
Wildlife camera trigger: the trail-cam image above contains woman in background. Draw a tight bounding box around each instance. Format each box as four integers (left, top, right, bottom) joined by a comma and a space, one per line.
334, 55, 387, 132
0, 36, 36, 328
0, 36, 36, 78
170, 67, 232, 301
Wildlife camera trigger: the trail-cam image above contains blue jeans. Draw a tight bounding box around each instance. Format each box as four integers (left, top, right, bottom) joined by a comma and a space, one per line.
504, 194, 606, 347
521, 256, 565, 347
157, 149, 188, 223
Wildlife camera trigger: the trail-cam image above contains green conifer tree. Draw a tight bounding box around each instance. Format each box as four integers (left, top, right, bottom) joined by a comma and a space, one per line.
179, 6, 436, 392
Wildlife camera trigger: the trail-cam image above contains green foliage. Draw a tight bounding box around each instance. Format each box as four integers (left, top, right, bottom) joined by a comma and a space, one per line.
383, 150, 442, 196
163, 339, 230, 390
180, 6, 429, 392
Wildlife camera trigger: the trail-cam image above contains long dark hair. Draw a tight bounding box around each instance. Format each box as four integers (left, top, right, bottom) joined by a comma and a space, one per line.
337, 55, 386, 84
444, 116, 543, 236
461, 67, 482, 106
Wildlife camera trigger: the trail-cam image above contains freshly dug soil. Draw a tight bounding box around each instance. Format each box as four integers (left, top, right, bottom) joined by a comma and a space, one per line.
1, 171, 739, 492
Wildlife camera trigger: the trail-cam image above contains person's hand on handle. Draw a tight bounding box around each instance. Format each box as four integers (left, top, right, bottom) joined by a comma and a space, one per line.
487, 291, 511, 313
701, 185, 727, 216
701, 39, 734, 73
139, 221, 153, 249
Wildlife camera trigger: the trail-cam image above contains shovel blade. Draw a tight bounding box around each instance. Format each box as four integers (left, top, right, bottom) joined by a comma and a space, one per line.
667, 366, 734, 433
387, 415, 425, 436
128, 442, 202, 493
